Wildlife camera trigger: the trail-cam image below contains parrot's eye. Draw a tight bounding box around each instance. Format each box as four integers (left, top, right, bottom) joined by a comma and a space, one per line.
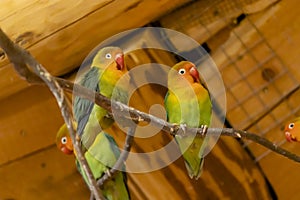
178, 69, 186, 75
61, 136, 68, 144
289, 123, 295, 129
105, 53, 112, 59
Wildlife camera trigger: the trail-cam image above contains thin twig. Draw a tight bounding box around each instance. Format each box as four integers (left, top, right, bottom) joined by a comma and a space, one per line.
0, 28, 104, 200
221, 128, 300, 162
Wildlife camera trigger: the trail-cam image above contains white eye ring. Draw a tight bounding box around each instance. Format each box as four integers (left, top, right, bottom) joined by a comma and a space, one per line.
178, 68, 186, 75
289, 123, 295, 129
61, 136, 67, 144
105, 53, 112, 59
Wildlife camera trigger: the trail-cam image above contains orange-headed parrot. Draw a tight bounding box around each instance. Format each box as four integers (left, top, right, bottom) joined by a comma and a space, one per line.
164, 61, 212, 179
56, 124, 130, 200
284, 117, 300, 142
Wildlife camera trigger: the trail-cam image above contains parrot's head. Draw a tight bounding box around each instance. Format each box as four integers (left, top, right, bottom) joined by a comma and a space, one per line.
168, 61, 201, 89
92, 46, 126, 72
56, 124, 74, 155
92, 46, 129, 87
284, 119, 300, 142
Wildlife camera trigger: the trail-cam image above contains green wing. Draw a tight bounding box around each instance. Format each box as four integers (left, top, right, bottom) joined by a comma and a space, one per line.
78, 132, 130, 200
74, 67, 100, 137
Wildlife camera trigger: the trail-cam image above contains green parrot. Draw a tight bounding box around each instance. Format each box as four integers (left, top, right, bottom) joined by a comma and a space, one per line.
164, 61, 212, 179
73, 46, 129, 149
56, 125, 130, 200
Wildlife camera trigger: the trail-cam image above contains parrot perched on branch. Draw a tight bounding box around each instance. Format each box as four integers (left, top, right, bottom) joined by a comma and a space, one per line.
284, 117, 300, 142
74, 46, 129, 149
56, 125, 130, 200
164, 61, 212, 179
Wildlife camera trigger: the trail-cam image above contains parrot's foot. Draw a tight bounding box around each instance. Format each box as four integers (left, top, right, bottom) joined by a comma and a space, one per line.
176, 124, 187, 138
106, 169, 112, 178
170, 123, 188, 137
105, 113, 113, 119
169, 123, 179, 135
200, 125, 208, 136
180, 123, 187, 132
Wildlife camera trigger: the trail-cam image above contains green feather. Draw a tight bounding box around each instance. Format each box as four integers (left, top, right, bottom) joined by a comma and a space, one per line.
77, 132, 130, 200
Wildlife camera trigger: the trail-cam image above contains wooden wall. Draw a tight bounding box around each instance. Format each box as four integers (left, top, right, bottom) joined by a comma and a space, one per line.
162, 0, 300, 199
1, 0, 300, 199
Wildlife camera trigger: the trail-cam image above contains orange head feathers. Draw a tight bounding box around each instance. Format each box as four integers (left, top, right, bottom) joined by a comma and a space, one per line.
56, 124, 74, 155
284, 118, 300, 142
169, 61, 201, 84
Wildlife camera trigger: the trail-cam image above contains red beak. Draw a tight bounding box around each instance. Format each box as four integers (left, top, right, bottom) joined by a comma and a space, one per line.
61, 146, 73, 155
285, 131, 292, 142
115, 53, 124, 70
285, 131, 297, 142
189, 66, 200, 83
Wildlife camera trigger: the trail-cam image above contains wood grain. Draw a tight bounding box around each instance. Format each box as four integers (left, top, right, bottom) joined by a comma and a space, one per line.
0, 146, 90, 200
0, 0, 190, 101
0, 85, 64, 165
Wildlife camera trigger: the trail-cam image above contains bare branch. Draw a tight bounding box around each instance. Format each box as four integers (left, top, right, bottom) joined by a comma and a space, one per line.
0, 28, 104, 200
218, 128, 300, 162
52, 78, 300, 163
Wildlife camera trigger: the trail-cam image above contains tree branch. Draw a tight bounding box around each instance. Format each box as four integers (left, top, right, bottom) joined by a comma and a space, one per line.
0, 28, 104, 200
49, 77, 300, 163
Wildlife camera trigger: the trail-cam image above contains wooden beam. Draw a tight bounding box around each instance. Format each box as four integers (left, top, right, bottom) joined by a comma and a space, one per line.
0, 146, 90, 199
0, 0, 190, 100
0, 85, 64, 165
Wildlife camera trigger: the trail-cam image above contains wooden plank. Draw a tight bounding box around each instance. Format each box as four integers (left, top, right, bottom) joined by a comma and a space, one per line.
0, 137, 274, 199
0, 0, 190, 101
0, 0, 38, 21
248, 0, 300, 82
125, 137, 273, 199
0, 85, 64, 165
160, 0, 278, 49
0, 146, 90, 200
247, 88, 300, 200
0, 65, 29, 100
214, 0, 300, 131
209, 16, 298, 130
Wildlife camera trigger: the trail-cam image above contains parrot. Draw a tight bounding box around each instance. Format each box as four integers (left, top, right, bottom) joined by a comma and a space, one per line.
164, 61, 212, 179
56, 125, 131, 200
74, 46, 129, 149
284, 117, 300, 142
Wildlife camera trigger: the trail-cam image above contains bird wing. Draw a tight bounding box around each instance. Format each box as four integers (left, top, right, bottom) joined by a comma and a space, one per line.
74, 67, 100, 137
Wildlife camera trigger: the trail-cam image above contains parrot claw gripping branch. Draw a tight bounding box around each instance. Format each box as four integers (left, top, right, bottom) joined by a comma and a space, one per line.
1, 27, 300, 199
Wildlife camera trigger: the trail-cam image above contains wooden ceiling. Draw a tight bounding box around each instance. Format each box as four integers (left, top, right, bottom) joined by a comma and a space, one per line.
0, 0, 190, 101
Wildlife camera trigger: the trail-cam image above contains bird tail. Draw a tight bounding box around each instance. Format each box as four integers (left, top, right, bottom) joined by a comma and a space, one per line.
184, 157, 204, 180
